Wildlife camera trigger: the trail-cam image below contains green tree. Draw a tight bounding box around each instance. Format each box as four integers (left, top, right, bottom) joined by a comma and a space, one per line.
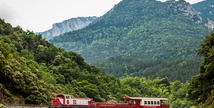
188, 33, 214, 107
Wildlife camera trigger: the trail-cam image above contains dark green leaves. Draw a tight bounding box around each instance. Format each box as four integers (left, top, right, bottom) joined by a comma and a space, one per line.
188, 33, 214, 107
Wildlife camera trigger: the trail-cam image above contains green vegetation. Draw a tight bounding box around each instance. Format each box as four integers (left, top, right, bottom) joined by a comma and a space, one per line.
0, 0, 213, 107
0, 18, 194, 107
120, 77, 191, 108
96, 56, 201, 82
188, 33, 214, 107
0, 18, 122, 104
51, 0, 208, 81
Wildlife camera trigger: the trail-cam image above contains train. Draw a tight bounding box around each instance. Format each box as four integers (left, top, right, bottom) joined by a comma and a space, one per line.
49, 94, 170, 108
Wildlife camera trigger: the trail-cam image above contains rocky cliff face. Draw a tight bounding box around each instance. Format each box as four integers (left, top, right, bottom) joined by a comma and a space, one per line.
167, 0, 202, 23
205, 19, 214, 30
38, 16, 98, 40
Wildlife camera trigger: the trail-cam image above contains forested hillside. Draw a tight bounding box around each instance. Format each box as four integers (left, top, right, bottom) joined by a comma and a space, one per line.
51, 0, 208, 81
0, 18, 199, 107
188, 33, 214, 107
0, 18, 123, 104
96, 56, 201, 82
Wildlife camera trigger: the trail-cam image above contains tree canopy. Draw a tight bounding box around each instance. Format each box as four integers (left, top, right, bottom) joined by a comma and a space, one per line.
0, 19, 122, 104
188, 32, 214, 107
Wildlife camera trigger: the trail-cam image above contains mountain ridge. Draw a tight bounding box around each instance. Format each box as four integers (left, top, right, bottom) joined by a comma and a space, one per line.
51, 0, 209, 81
38, 16, 97, 40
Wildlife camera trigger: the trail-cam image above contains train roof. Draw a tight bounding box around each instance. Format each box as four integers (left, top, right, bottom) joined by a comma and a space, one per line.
124, 97, 168, 101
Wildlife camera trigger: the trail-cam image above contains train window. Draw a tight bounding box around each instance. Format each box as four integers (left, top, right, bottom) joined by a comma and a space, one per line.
144, 101, 147, 105
151, 101, 153, 105
154, 101, 156, 105
73, 100, 76, 104
66, 96, 70, 99
148, 101, 150, 105
157, 101, 160, 105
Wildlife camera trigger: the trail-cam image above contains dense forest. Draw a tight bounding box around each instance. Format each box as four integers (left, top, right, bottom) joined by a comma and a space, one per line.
0, 18, 123, 104
0, 0, 214, 107
188, 32, 214, 107
0, 18, 202, 107
51, 0, 209, 82
95, 56, 201, 82
1, 15, 214, 107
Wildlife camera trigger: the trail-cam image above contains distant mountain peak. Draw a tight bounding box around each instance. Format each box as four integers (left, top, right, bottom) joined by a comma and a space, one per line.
38, 16, 98, 40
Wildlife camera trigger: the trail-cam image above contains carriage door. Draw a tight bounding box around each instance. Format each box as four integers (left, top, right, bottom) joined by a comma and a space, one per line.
135, 100, 141, 108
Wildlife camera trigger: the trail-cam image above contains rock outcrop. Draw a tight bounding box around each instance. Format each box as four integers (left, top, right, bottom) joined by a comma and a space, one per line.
38, 16, 97, 40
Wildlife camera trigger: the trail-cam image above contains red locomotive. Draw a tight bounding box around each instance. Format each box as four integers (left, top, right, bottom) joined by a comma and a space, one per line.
50, 94, 170, 108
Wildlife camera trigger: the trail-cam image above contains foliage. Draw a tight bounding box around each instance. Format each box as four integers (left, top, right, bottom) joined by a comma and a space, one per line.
119, 77, 191, 108
51, 0, 208, 82
0, 18, 193, 107
0, 7, 209, 107
0, 19, 122, 104
96, 56, 201, 82
188, 33, 214, 107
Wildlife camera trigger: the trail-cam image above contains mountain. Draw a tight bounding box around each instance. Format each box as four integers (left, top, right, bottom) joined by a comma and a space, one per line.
38, 16, 97, 40
192, 0, 214, 30
51, 0, 209, 81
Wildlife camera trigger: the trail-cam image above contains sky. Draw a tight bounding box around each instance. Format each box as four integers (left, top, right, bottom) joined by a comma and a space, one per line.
0, 0, 204, 32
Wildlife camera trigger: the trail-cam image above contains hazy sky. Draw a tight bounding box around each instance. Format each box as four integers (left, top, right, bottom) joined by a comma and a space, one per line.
0, 0, 204, 32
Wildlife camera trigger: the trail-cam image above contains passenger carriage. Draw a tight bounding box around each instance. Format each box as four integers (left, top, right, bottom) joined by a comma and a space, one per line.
49, 94, 169, 108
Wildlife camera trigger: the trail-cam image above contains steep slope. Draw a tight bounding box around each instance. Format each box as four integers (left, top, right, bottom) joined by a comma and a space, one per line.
192, 0, 214, 30
51, 0, 208, 81
38, 16, 97, 40
0, 19, 124, 105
